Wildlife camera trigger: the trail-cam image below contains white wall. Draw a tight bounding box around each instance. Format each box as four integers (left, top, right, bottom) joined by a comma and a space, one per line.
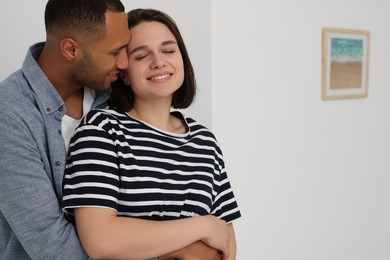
2, 0, 390, 259
0, 1, 46, 75
211, 0, 390, 259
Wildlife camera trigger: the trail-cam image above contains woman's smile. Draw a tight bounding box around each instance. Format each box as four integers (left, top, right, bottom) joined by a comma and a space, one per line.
147, 72, 173, 82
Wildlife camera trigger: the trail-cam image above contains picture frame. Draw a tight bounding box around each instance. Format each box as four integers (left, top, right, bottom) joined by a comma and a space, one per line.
322, 28, 370, 100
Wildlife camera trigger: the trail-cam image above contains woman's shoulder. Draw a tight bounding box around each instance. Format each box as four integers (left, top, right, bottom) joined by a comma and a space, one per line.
174, 111, 217, 139
82, 106, 127, 126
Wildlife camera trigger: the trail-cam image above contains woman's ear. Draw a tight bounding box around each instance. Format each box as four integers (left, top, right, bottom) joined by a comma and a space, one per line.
120, 71, 130, 85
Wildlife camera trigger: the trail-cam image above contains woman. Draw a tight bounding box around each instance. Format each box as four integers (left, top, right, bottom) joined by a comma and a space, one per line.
62, 8, 241, 260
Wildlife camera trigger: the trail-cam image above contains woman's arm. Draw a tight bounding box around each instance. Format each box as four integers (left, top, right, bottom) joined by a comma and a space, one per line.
158, 223, 237, 260
227, 223, 237, 260
75, 207, 230, 260
158, 241, 222, 260
157, 223, 237, 260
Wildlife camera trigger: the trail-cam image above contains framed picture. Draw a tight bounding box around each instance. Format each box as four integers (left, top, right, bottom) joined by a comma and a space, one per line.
322, 28, 370, 100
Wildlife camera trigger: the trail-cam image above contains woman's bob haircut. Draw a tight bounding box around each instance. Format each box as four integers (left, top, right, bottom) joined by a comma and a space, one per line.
110, 8, 196, 112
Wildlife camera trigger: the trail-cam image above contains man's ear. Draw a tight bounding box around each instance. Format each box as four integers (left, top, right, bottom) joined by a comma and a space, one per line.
60, 38, 80, 61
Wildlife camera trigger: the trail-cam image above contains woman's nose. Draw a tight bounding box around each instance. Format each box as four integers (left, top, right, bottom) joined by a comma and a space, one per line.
150, 54, 166, 69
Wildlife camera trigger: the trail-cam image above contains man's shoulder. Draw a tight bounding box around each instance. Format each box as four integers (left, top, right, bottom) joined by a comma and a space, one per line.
0, 41, 43, 96
0, 70, 35, 112
0, 69, 25, 91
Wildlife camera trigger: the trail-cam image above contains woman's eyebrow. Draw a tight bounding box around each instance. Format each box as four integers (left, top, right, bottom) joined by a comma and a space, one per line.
129, 40, 178, 55
129, 45, 147, 55
162, 40, 177, 46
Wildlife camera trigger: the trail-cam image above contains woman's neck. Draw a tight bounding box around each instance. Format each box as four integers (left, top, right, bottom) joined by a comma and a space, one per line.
128, 102, 185, 134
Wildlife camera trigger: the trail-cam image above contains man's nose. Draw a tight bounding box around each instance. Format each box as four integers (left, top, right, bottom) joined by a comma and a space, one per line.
116, 48, 128, 69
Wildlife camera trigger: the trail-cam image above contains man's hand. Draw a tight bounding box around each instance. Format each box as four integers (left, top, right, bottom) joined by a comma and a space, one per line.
158, 241, 221, 260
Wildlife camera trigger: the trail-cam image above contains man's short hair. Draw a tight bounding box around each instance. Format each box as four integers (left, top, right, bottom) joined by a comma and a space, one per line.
44, 0, 125, 40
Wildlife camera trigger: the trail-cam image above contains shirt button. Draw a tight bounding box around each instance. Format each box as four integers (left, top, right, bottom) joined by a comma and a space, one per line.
58, 129, 62, 135
59, 107, 63, 112
55, 161, 61, 166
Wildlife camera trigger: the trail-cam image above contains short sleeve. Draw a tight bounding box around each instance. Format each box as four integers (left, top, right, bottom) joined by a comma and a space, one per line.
62, 121, 121, 215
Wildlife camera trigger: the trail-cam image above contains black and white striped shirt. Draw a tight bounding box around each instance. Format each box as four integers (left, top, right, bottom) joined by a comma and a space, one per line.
62, 107, 241, 223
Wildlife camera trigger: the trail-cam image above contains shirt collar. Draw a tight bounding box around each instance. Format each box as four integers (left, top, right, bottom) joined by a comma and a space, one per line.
22, 42, 64, 115
22, 42, 110, 114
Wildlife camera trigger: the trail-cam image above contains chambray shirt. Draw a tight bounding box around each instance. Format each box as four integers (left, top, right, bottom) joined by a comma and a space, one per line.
0, 42, 109, 259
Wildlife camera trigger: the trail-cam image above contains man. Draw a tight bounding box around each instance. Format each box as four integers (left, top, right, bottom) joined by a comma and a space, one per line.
0, 0, 128, 258
0, 0, 221, 259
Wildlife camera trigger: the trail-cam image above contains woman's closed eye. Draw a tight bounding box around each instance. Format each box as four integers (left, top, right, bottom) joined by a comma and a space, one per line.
133, 50, 176, 61
162, 49, 176, 54
133, 52, 149, 60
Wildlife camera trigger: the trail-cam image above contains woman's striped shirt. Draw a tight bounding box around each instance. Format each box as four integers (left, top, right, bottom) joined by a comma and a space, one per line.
62, 107, 241, 223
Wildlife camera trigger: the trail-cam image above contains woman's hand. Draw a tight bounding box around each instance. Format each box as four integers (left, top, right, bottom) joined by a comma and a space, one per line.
158, 215, 230, 260
200, 215, 230, 260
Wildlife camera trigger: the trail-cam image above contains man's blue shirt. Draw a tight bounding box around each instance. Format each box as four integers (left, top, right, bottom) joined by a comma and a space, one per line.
0, 42, 109, 259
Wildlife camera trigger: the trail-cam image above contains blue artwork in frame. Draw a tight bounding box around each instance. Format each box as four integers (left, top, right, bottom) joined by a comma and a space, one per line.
322, 28, 370, 100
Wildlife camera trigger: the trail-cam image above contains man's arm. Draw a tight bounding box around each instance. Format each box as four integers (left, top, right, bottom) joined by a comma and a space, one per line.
0, 114, 89, 259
